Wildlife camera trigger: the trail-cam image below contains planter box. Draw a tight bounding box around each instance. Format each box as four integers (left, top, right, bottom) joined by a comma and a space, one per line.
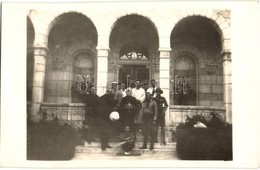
176, 127, 232, 160
27, 121, 82, 160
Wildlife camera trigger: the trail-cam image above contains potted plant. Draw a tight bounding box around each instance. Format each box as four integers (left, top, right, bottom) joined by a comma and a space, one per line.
176, 112, 232, 160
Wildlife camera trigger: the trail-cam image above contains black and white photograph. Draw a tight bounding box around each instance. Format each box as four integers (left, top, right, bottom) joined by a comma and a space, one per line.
1, 1, 259, 168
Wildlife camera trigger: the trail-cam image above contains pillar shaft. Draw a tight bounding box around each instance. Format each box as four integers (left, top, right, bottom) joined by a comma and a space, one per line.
30, 47, 47, 122
159, 48, 171, 126
222, 52, 232, 123
96, 48, 109, 96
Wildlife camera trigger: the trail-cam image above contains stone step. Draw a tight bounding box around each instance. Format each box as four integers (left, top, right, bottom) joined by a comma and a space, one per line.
75, 146, 176, 155
76, 142, 176, 156
83, 142, 176, 149
72, 151, 180, 160
73, 142, 179, 160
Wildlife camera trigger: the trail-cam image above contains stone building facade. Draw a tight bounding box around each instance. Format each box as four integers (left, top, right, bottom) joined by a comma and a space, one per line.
27, 3, 232, 130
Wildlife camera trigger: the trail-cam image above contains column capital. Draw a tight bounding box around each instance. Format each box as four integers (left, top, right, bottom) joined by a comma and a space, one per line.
34, 47, 48, 57
96, 47, 110, 57
33, 33, 49, 49
158, 47, 172, 52
96, 46, 110, 51
159, 49, 171, 59
221, 52, 232, 62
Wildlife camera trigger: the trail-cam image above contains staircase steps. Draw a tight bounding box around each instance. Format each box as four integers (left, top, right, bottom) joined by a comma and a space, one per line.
72, 142, 179, 160
72, 130, 180, 160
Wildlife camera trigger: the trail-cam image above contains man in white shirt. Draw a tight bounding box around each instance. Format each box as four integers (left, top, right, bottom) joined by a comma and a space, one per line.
132, 81, 146, 103
131, 81, 146, 137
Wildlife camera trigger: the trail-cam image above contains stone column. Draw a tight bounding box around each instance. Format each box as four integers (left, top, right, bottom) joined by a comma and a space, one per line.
96, 47, 109, 97
222, 52, 232, 123
159, 48, 171, 126
30, 47, 47, 122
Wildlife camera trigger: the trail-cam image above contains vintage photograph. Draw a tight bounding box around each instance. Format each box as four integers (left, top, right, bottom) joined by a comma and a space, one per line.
25, 3, 233, 161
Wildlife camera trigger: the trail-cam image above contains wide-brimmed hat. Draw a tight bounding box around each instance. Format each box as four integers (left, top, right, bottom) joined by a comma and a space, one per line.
155, 87, 163, 94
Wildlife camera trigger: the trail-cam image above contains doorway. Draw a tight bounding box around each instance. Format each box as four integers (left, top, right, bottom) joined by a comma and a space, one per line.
119, 65, 149, 87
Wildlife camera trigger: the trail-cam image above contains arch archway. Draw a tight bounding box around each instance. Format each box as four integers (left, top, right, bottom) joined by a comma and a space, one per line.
71, 50, 96, 103
171, 16, 223, 107
44, 12, 98, 104
172, 53, 198, 105
109, 14, 159, 87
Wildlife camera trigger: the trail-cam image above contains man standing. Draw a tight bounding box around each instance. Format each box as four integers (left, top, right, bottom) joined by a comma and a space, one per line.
84, 86, 100, 144
154, 88, 168, 145
114, 83, 124, 107
140, 89, 158, 150
147, 79, 158, 98
98, 89, 115, 151
121, 88, 140, 134
131, 81, 146, 137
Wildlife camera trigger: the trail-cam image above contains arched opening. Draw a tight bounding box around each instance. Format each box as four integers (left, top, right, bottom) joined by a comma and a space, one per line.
109, 14, 159, 88
44, 13, 97, 104
171, 16, 223, 107
27, 16, 35, 103
173, 53, 197, 105
71, 50, 95, 103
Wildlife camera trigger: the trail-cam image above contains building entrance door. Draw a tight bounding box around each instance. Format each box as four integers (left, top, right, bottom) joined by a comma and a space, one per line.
119, 65, 149, 87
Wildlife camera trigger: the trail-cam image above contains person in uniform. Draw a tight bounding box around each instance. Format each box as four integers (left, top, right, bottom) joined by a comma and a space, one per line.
139, 89, 158, 150
153, 88, 168, 145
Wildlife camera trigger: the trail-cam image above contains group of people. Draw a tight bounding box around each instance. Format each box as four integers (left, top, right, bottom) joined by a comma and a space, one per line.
83, 79, 168, 155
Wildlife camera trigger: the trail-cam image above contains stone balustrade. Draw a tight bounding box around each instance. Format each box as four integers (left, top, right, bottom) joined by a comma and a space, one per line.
41, 103, 86, 128
169, 105, 226, 126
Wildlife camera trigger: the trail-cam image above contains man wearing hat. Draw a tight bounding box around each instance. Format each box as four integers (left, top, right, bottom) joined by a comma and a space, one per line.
153, 87, 168, 145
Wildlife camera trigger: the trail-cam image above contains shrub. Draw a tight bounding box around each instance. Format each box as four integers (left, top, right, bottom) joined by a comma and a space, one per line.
176, 112, 232, 160
27, 120, 82, 160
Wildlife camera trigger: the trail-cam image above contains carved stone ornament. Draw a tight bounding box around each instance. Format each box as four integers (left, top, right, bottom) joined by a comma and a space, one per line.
34, 47, 48, 57
222, 52, 231, 62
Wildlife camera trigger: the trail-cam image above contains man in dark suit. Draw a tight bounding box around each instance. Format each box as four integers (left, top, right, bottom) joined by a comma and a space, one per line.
98, 89, 115, 151
84, 86, 100, 143
120, 88, 140, 140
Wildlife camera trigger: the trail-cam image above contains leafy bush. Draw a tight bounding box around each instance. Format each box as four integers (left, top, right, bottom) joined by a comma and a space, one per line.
181, 112, 227, 129
176, 112, 232, 160
27, 120, 82, 160
185, 114, 208, 128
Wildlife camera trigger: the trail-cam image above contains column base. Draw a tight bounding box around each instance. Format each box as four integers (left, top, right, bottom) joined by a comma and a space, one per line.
30, 114, 41, 122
